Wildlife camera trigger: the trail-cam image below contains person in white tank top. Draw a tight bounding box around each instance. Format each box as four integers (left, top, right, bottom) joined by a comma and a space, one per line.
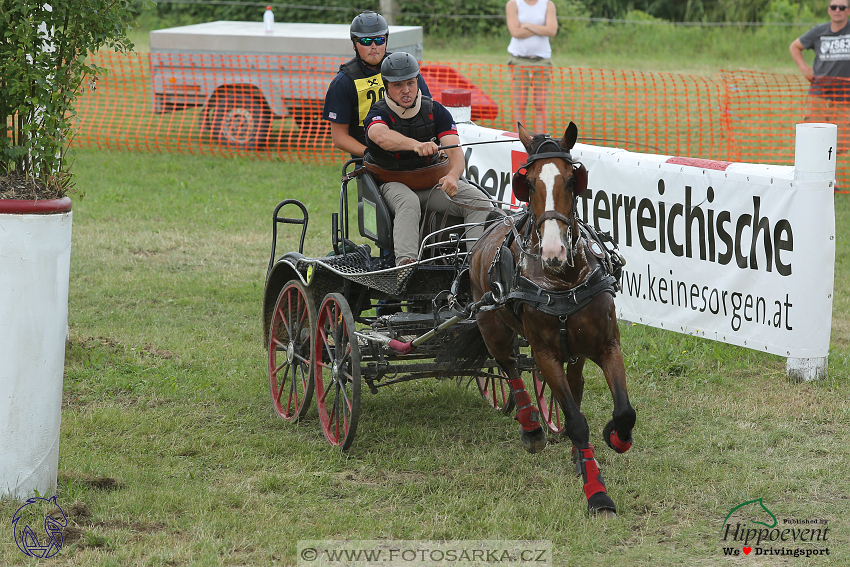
506, 0, 558, 133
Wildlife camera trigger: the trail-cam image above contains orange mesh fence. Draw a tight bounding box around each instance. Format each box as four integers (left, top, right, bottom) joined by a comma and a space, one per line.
74, 52, 847, 189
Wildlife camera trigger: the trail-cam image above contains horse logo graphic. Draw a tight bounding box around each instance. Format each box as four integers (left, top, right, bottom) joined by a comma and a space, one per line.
724, 497, 777, 529
11, 495, 67, 558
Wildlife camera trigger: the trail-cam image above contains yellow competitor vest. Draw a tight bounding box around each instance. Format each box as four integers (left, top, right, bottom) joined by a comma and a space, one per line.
340, 58, 385, 144
353, 75, 385, 125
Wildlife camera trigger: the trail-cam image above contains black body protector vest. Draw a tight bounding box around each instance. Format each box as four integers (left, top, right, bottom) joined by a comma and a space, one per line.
339, 58, 386, 146
365, 96, 439, 170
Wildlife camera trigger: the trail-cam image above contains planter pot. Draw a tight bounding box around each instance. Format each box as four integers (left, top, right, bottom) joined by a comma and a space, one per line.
0, 197, 72, 500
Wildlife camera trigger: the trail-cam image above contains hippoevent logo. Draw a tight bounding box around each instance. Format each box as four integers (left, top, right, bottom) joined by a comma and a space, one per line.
719, 498, 831, 558
11, 495, 67, 558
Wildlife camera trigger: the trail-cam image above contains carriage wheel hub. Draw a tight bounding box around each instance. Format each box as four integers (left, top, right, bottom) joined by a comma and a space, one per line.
332, 362, 340, 382
286, 342, 295, 363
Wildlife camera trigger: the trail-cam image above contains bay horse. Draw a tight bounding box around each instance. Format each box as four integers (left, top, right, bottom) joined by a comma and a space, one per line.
454, 122, 635, 516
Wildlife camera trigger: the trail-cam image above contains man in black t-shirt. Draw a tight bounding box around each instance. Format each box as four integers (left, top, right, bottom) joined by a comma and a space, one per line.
322, 11, 430, 157
790, 0, 850, 152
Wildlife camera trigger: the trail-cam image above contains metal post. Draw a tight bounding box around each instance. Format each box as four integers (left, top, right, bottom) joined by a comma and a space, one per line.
787, 122, 837, 381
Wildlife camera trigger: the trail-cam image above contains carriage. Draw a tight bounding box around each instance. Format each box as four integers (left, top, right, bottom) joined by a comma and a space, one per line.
262, 124, 635, 515
261, 156, 549, 450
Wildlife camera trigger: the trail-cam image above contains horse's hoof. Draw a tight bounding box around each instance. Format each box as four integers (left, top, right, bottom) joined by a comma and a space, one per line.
591, 508, 617, 519
587, 491, 617, 517
520, 426, 547, 454
603, 423, 633, 454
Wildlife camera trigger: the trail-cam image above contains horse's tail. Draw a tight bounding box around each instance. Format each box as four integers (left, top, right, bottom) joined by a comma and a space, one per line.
437, 319, 491, 377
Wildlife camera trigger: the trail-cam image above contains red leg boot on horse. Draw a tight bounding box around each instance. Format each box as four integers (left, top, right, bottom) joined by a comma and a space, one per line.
474, 309, 547, 453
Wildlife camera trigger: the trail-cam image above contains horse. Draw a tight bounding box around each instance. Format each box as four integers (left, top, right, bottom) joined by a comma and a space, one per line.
452, 122, 636, 516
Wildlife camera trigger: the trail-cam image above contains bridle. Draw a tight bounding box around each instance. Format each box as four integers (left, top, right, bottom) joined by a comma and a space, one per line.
511, 135, 587, 202
512, 135, 588, 267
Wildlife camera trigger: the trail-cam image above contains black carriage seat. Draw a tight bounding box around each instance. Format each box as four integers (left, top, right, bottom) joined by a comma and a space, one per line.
356, 171, 394, 252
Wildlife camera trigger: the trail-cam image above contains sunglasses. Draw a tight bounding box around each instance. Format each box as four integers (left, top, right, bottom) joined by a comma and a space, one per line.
830, 5, 848, 10
356, 36, 387, 47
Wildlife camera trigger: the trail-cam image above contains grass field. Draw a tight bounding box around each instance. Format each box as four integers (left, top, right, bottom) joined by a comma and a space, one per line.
0, 147, 847, 566
2, 15, 848, 566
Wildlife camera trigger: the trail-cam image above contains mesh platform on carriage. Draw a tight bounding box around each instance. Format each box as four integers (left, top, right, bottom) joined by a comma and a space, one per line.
302, 250, 417, 297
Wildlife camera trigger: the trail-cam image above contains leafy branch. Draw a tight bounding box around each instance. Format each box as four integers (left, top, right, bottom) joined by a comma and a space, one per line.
0, 0, 152, 192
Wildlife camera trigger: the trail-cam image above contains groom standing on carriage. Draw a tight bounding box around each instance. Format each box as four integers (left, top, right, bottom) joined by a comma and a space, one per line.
363, 53, 497, 266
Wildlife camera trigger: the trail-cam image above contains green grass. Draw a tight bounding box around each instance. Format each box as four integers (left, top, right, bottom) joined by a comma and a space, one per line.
1, 148, 847, 565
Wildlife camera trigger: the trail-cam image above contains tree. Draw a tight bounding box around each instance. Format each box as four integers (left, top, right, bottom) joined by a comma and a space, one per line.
0, 1, 151, 198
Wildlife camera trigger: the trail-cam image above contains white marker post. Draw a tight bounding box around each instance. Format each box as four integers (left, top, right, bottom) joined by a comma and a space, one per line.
787, 123, 837, 381
442, 89, 472, 124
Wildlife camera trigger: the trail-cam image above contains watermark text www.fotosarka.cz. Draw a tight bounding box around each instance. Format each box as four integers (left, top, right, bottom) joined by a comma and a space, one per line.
298, 540, 552, 567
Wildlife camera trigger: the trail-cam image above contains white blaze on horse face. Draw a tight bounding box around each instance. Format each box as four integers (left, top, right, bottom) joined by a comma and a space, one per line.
538, 162, 567, 264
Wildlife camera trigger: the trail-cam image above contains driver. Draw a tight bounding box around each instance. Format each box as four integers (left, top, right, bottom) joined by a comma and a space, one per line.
322, 10, 432, 157
364, 53, 497, 266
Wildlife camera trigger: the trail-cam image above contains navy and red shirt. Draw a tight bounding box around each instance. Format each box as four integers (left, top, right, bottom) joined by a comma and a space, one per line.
364, 99, 458, 143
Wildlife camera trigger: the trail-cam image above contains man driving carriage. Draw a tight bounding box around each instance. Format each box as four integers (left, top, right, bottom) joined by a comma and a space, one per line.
322, 10, 432, 158
364, 53, 498, 266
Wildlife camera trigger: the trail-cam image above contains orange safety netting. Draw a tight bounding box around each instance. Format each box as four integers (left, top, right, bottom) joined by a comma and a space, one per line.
73, 52, 847, 189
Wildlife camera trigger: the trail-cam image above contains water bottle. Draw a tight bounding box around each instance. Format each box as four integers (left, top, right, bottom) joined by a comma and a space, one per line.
264, 6, 274, 34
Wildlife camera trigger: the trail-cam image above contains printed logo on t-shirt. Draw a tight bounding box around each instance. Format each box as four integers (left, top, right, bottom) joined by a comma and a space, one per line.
328, 112, 337, 119
820, 36, 850, 60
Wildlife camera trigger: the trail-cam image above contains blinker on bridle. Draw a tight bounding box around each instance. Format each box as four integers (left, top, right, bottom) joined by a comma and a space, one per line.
511, 136, 588, 203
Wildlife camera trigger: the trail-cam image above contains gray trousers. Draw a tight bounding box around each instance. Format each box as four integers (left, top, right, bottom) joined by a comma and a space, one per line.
378, 178, 493, 264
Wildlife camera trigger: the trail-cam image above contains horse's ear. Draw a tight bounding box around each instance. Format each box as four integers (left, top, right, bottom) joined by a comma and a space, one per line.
518, 122, 534, 153
561, 121, 578, 152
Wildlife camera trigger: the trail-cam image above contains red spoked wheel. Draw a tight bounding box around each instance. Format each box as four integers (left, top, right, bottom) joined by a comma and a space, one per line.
475, 368, 515, 415
532, 367, 566, 435
268, 280, 316, 421
314, 293, 361, 450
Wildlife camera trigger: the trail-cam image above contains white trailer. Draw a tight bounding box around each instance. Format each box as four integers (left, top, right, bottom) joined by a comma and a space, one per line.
150, 21, 424, 149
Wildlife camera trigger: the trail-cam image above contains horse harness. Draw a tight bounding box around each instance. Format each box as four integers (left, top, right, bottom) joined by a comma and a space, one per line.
486, 210, 622, 362
484, 134, 624, 362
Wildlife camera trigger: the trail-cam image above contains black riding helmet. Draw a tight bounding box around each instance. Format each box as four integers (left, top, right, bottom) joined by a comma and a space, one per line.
380, 52, 420, 84
350, 11, 389, 41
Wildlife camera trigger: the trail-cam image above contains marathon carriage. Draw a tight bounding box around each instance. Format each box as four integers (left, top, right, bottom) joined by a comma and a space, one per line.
262, 155, 538, 451
262, 123, 634, 515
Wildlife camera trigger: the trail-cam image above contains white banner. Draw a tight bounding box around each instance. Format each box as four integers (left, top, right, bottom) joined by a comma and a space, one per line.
458, 123, 835, 360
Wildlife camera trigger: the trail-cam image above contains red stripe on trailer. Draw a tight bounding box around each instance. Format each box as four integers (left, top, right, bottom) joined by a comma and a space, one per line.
666, 156, 733, 170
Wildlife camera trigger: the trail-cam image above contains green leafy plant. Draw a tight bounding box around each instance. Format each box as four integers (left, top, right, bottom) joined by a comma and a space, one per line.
0, 0, 151, 198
